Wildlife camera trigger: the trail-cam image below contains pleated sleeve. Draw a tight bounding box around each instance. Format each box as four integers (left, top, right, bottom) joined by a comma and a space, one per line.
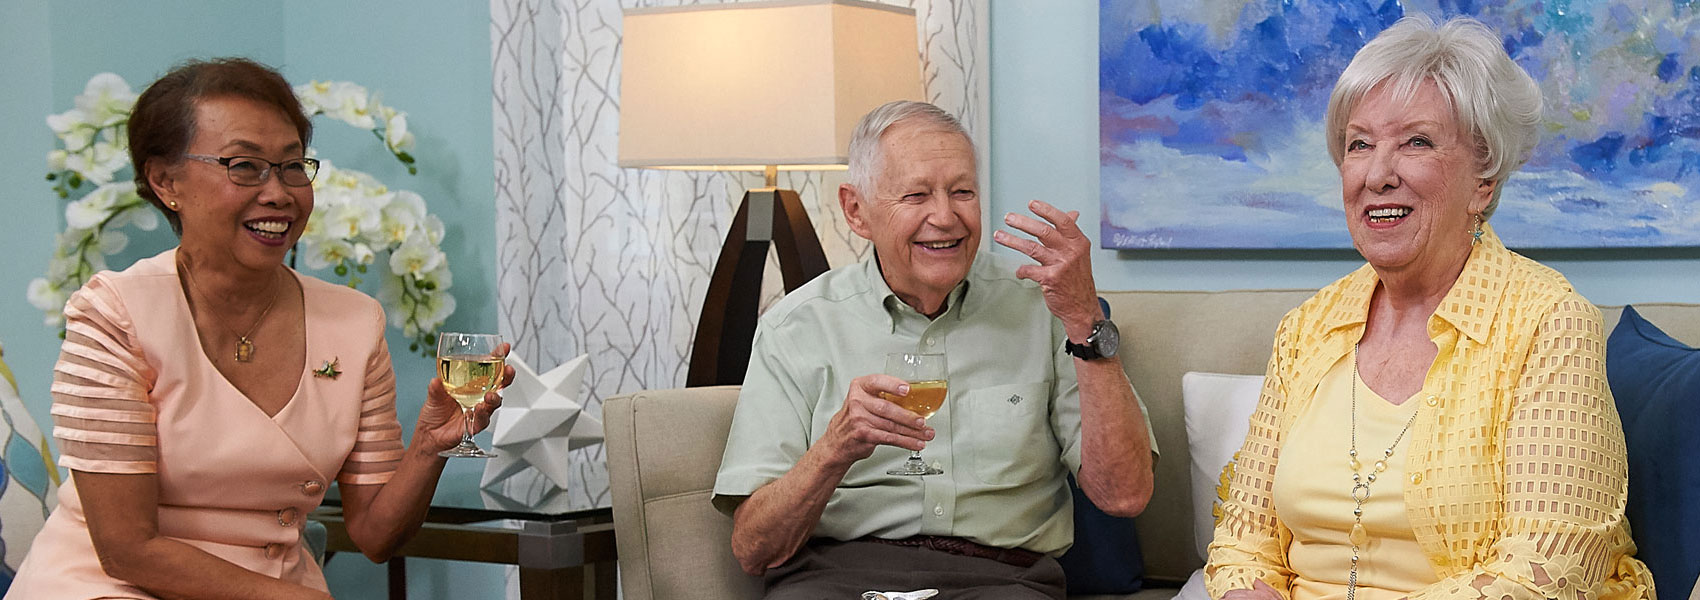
50, 274, 159, 474
335, 311, 404, 486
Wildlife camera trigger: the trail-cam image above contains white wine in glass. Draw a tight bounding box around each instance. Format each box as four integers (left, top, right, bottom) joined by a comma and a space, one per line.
436, 332, 501, 458
883, 352, 947, 476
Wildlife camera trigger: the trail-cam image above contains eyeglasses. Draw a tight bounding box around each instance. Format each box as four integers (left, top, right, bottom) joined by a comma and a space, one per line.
182, 154, 320, 187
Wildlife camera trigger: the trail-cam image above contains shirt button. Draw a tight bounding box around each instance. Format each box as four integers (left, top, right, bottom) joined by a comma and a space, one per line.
1425, 395, 1439, 407
1409, 472, 1423, 485
933, 505, 944, 517
264, 542, 286, 560
277, 507, 300, 527
301, 480, 324, 496
925, 337, 936, 346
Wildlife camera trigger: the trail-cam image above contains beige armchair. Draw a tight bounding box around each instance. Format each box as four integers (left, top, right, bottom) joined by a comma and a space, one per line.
605, 386, 760, 600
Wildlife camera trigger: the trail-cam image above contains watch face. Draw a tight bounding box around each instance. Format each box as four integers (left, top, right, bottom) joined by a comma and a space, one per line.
1093, 320, 1121, 357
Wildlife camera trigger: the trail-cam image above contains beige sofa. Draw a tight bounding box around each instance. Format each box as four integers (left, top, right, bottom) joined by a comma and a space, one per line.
604, 289, 1700, 600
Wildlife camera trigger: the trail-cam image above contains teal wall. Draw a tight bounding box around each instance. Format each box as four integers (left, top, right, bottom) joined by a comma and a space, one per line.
987, 2, 1700, 305
2, 0, 505, 596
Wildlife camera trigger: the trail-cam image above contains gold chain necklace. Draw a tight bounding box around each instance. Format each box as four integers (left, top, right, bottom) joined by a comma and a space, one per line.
179, 260, 282, 363
1347, 345, 1422, 600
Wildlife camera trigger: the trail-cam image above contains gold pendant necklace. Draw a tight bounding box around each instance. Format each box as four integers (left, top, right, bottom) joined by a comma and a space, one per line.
1347, 345, 1421, 600
180, 261, 282, 363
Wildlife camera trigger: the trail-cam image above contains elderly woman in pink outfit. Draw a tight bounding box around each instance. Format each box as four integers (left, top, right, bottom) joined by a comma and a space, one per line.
7, 58, 507, 600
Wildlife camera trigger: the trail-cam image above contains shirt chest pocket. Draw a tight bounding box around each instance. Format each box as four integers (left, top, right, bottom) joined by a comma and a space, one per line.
959, 381, 1054, 486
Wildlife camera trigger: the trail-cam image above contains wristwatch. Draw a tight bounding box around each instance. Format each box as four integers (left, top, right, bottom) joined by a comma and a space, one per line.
1063, 319, 1120, 360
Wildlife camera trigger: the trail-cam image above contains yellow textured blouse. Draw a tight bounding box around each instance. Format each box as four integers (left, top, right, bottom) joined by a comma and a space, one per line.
1205, 226, 1654, 600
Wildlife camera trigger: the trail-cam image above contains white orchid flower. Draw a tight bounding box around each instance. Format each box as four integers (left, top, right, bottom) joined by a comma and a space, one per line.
26, 278, 67, 314
383, 110, 414, 152
422, 214, 446, 245
47, 149, 69, 171
119, 203, 160, 231
389, 237, 445, 277
48, 109, 94, 150
66, 141, 129, 185
302, 238, 354, 270
323, 195, 384, 239
351, 242, 377, 265
375, 191, 426, 244
422, 290, 456, 325
426, 262, 454, 289
96, 229, 129, 254
320, 81, 376, 129
75, 73, 137, 127
294, 81, 333, 115
64, 182, 136, 229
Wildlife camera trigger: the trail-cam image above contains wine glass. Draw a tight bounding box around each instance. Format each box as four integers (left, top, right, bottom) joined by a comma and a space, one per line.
882, 352, 947, 476
436, 332, 503, 458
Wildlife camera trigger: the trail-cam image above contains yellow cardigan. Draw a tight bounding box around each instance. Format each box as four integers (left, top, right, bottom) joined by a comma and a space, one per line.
1206, 226, 1654, 600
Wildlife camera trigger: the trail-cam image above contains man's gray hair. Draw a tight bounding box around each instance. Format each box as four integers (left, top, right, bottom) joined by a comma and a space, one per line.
1324, 14, 1543, 220
846, 100, 974, 195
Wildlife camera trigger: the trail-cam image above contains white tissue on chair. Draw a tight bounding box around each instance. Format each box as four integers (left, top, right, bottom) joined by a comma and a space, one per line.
479, 354, 604, 492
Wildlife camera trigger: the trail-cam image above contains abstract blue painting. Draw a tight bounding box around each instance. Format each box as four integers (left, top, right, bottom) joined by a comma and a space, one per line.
1100, 0, 1700, 249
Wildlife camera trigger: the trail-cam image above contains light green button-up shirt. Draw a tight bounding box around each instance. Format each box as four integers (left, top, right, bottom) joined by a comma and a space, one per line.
712, 252, 1155, 556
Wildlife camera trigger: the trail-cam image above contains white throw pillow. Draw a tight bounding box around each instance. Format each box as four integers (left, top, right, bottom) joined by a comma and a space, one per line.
1181, 371, 1265, 562
1175, 568, 1210, 600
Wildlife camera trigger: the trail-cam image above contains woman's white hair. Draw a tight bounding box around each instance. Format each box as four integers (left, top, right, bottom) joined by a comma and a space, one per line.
847, 100, 974, 194
1324, 14, 1543, 220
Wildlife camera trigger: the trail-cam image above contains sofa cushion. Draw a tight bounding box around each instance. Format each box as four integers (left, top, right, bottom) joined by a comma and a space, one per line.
1181, 372, 1263, 563
1606, 305, 1700, 598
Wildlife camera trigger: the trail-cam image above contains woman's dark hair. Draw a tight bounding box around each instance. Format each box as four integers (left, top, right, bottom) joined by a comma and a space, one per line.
128, 57, 312, 234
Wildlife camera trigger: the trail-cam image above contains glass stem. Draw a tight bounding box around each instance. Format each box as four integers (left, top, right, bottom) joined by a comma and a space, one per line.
460, 406, 476, 445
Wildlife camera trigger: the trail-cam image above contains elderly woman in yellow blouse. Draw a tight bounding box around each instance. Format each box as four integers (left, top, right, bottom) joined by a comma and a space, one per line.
1205, 15, 1654, 600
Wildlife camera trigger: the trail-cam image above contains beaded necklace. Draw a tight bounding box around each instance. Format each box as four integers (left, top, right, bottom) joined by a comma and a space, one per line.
1346, 345, 1422, 600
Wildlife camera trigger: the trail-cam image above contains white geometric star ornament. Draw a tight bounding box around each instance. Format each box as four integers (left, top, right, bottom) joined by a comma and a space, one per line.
479, 354, 604, 492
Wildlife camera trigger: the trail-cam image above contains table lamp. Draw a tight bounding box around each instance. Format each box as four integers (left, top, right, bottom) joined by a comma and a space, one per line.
619, 0, 922, 387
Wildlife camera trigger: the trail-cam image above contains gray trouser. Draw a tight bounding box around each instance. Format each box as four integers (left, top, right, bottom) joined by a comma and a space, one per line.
764, 539, 1067, 600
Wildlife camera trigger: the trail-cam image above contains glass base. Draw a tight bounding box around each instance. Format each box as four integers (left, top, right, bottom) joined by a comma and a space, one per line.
887, 455, 942, 476
440, 440, 497, 459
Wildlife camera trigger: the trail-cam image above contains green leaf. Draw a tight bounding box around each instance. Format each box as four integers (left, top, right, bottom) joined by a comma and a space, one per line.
355, 264, 367, 273
45, 173, 57, 181
348, 276, 362, 287
410, 342, 419, 352
335, 264, 348, 276
397, 152, 415, 164
67, 173, 83, 188
422, 281, 436, 291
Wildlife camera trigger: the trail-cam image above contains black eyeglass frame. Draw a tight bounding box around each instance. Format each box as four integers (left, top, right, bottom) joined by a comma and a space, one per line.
182, 153, 321, 187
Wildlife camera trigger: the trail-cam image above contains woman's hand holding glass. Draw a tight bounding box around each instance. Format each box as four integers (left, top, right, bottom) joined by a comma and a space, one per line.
420, 333, 512, 458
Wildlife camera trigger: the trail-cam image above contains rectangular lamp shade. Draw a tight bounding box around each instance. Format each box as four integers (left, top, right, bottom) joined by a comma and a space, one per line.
618, 0, 922, 170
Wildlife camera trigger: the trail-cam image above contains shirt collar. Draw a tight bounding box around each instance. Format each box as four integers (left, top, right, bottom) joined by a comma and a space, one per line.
863, 252, 974, 332
1321, 223, 1510, 345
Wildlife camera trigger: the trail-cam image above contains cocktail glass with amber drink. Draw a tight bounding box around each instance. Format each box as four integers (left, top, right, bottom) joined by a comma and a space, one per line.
882, 352, 947, 476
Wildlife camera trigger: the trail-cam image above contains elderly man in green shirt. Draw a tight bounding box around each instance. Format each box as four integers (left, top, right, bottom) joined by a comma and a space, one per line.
712, 100, 1157, 599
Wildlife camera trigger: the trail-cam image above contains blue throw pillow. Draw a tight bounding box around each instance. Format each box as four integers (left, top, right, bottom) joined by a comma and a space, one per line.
1056, 474, 1144, 594
1606, 305, 1700, 598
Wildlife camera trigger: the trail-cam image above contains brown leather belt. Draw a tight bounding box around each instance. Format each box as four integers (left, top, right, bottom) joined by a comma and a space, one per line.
858, 535, 1043, 568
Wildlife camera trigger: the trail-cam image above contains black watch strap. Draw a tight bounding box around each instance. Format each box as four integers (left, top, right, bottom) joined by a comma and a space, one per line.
1064, 338, 1101, 360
